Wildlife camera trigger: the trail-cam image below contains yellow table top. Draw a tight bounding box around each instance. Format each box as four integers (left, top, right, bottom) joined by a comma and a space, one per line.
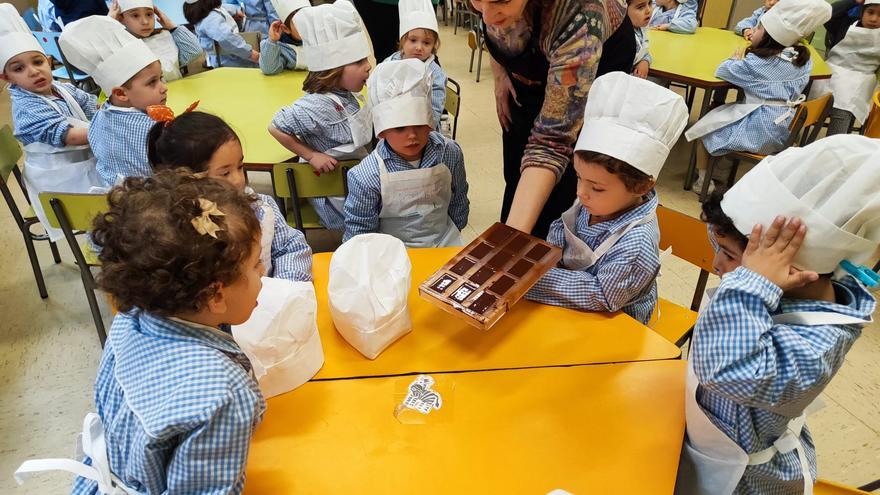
246, 360, 687, 494
311, 247, 681, 380
648, 27, 831, 87
166, 68, 302, 166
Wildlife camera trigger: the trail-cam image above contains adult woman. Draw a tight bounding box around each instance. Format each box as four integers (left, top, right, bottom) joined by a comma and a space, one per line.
472, 0, 635, 238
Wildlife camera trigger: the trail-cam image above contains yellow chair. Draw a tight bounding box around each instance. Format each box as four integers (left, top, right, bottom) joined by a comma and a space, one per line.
467, 22, 487, 82
271, 161, 357, 233
648, 205, 716, 347
39, 192, 110, 346
445, 77, 461, 140
861, 90, 880, 138
213, 32, 261, 68
815, 479, 875, 494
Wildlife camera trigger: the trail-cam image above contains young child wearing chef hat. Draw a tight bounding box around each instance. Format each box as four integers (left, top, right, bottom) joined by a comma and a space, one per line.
184, 0, 260, 68
268, 0, 373, 231
343, 58, 469, 248
383, 0, 447, 130
678, 135, 880, 495
259, 0, 310, 75
649, 0, 698, 34
685, 0, 831, 195
0, 3, 102, 242
59, 15, 166, 187
525, 71, 688, 325
108, 0, 202, 82
811, 0, 880, 135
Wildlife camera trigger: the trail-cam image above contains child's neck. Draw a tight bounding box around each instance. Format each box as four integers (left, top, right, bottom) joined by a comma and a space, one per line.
173, 310, 224, 329
588, 195, 648, 226
783, 276, 836, 304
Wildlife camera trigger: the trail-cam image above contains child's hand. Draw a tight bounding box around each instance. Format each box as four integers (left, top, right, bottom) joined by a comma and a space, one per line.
633, 60, 650, 79
309, 152, 338, 174
108, 0, 122, 20
743, 28, 753, 40
268, 20, 284, 42
741, 216, 819, 291
250, 50, 260, 63
154, 5, 176, 29
652, 24, 669, 31
732, 47, 746, 60
233, 9, 245, 22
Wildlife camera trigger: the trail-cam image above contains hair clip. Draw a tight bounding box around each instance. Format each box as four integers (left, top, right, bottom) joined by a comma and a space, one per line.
191, 198, 225, 238
840, 260, 880, 288
146, 100, 201, 127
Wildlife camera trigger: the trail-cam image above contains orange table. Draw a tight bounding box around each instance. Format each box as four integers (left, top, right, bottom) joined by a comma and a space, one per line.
246, 360, 687, 494
311, 248, 681, 380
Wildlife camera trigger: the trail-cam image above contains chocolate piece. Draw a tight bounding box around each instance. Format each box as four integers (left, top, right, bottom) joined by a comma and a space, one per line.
525, 244, 551, 262
504, 235, 529, 255
509, 259, 534, 278
450, 257, 476, 275
488, 275, 516, 296
469, 266, 496, 284
469, 242, 493, 260
451, 283, 477, 303
486, 224, 515, 246
429, 274, 457, 294
468, 293, 498, 314
487, 250, 514, 270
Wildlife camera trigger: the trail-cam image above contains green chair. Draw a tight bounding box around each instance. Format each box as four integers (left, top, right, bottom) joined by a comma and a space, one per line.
271, 161, 357, 232
39, 192, 109, 346
0, 125, 62, 299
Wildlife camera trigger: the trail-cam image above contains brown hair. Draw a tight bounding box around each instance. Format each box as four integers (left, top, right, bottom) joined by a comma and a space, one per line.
302, 66, 346, 93
575, 151, 655, 193
747, 28, 810, 67
148, 111, 239, 173
700, 190, 748, 247
92, 171, 260, 316
398, 28, 440, 55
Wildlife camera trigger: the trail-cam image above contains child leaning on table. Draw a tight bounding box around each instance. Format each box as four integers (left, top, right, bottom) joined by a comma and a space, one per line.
629, 0, 654, 78
259, 0, 310, 75
524, 72, 688, 325
735, 0, 779, 40
185, 0, 260, 68
650, 0, 698, 34
676, 135, 880, 495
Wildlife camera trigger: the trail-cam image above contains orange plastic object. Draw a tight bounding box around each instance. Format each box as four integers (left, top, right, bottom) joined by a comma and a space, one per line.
311, 247, 681, 380
246, 361, 687, 494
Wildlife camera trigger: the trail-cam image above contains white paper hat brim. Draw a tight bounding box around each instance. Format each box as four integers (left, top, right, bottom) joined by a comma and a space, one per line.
761, 10, 801, 46
273, 0, 311, 24
373, 96, 433, 135
94, 40, 159, 94
302, 31, 370, 72
118, 0, 154, 12
399, 11, 439, 39
575, 119, 670, 179
0, 33, 45, 71
257, 327, 324, 398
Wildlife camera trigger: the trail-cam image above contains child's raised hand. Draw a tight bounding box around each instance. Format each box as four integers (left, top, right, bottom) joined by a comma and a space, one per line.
741, 216, 819, 291
652, 24, 669, 31
743, 28, 753, 40
154, 6, 176, 29
633, 60, 650, 79
309, 152, 338, 174
268, 20, 284, 42
108, 0, 122, 21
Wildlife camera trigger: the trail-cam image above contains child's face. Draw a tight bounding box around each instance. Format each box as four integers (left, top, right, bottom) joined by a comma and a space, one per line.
573, 156, 650, 218
470, 0, 528, 28
379, 125, 432, 161
339, 58, 371, 92
114, 61, 167, 109
655, 0, 677, 11
628, 0, 653, 28
709, 227, 745, 276
1, 52, 53, 95
121, 7, 156, 38
401, 29, 438, 61
205, 139, 247, 192
862, 5, 880, 29
749, 24, 766, 45
763, 0, 778, 10
217, 237, 265, 326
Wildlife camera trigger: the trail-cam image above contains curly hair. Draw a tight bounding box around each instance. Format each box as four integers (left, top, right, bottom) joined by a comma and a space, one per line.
92, 171, 260, 316
148, 111, 239, 173
700, 190, 748, 248
575, 150, 655, 193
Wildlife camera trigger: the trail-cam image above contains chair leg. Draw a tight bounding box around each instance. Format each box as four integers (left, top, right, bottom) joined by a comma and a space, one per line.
700, 156, 716, 202
476, 39, 484, 83
50, 240, 61, 263
22, 230, 49, 299
727, 159, 740, 188
81, 270, 107, 346
469, 46, 475, 73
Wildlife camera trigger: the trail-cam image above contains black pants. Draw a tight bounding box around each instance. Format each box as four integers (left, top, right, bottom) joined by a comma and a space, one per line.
353, 0, 400, 62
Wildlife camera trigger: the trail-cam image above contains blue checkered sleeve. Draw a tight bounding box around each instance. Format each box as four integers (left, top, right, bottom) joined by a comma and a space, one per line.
256, 194, 313, 281
88, 106, 155, 186
342, 153, 383, 241
270, 92, 357, 152
170, 26, 203, 67
650, 0, 698, 33
259, 39, 298, 75
735, 7, 765, 35
429, 60, 447, 130
197, 10, 255, 67
10, 84, 96, 147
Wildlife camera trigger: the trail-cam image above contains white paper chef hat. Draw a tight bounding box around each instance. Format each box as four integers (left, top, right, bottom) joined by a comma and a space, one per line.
118, 0, 153, 12
232, 278, 324, 398
0, 4, 45, 71
368, 58, 433, 135
760, 0, 831, 46
575, 72, 688, 179
272, 0, 311, 24
721, 135, 880, 274
59, 15, 158, 94
398, 0, 438, 39
328, 234, 413, 360
293, 0, 371, 72
865, 0, 880, 6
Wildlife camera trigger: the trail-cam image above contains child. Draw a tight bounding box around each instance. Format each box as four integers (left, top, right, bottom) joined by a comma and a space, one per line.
384, 0, 446, 129
650, 0, 698, 34
241, 0, 279, 34
59, 15, 165, 187
735, 0, 779, 40
677, 135, 880, 495
629, 0, 653, 78
344, 59, 468, 247
525, 72, 688, 324
259, 0, 309, 75
811, 0, 880, 135
109, 0, 202, 82
684, 0, 831, 194
148, 108, 313, 282
0, 4, 101, 242
184, 0, 259, 68
268, 0, 373, 231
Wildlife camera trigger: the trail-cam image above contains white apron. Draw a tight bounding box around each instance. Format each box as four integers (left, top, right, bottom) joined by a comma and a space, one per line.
677, 309, 871, 495
809, 22, 880, 124
559, 200, 655, 271
15, 413, 139, 494
258, 199, 275, 274
143, 30, 183, 82
22, 84, 100, 242
375, 142, 462, 248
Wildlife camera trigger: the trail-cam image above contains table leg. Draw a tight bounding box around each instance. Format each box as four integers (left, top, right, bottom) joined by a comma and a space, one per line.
684, 86, 715, 191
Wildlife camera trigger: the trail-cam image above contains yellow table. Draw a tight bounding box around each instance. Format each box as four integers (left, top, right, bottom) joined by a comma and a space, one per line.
246, 360, 687, 494
166, 68, 303, 168
311, 248, 681, 380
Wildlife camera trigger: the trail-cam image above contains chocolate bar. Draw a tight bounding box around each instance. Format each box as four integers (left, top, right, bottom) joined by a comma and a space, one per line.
418, 222, 562, 330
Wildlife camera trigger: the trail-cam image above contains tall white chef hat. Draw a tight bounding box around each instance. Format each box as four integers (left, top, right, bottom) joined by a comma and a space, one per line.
59, 15, 158, 95
865, 0, 880, 6
575, 71, 689, 180
118, 0, 153, 12
293, 0, 371, 72
721, 135, 880, 274
0, 4, 45, 71
271, 0, 311, 24
398, 0, 438, 39
760, 0, 831, 47
368, 58, 433, 135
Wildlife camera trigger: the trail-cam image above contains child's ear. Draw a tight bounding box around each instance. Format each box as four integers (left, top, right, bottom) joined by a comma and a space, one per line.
635, 179, 656, 196
111, 86, 129, 103
205, 283, 229, 315
0, 73, 8, 82
377, 130, 387, 140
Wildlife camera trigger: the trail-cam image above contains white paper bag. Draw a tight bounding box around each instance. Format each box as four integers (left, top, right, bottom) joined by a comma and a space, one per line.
232, 278, 324, 398
328, 234, 413, 359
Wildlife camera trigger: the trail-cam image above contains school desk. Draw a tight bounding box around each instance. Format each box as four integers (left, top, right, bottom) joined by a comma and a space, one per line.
245, 360, 687, 494
165, 68, 303, 168
310, 247, 681, 380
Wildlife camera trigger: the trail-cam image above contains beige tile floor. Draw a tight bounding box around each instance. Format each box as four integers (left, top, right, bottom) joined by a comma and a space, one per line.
1, 22, 878, 494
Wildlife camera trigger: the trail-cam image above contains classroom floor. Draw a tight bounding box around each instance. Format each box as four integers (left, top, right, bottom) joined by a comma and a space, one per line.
1, 22, 878, 494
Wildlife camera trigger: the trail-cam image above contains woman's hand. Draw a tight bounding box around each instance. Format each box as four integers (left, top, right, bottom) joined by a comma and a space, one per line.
741, 216, 818, 291
308, 152, 339, 174
492, 60, 520, 132
154, 5, 176, 30
633, 60, 650, 79
268, 20, 284, 42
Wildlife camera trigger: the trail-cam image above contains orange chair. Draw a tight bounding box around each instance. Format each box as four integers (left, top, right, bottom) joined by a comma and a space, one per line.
815, 479, 876, 495
861, 90, 880, 138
